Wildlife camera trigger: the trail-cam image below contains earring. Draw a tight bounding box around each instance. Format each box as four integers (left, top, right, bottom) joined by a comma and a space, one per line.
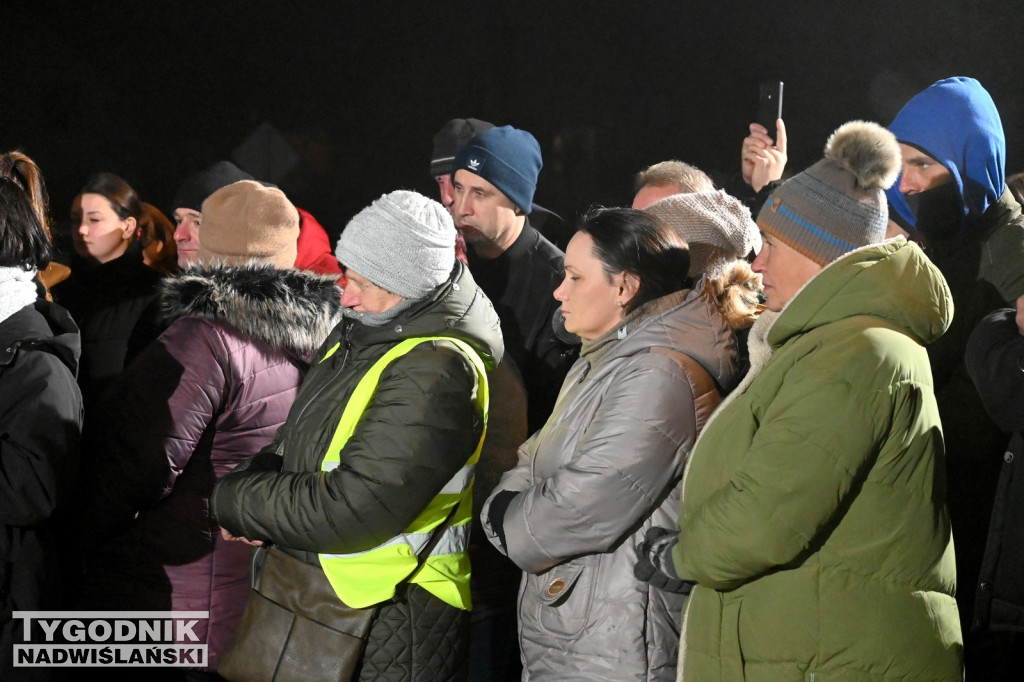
617, 301, 624, 308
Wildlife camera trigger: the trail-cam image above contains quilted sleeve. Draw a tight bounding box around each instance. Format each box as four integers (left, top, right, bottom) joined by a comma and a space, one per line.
0, 351, 82, 526
498, 352, 698, 573
87, 318, 228, 541
212, 342, 482, 554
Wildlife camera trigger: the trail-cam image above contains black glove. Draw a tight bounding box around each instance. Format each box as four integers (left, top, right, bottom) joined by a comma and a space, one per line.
487, 490, 519, 553
635, 526, 693, 594
248, 451, 284, 472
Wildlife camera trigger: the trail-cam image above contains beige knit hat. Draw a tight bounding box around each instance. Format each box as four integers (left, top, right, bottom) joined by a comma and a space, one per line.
198, 180, 299, 268
644, 190, 761, 276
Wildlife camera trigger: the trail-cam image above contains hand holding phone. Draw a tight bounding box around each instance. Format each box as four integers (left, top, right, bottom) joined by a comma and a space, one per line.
742, 82, 788, 191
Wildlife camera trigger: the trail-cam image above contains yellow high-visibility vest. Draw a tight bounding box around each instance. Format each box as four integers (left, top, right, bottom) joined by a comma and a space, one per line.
317, 336, 488, 610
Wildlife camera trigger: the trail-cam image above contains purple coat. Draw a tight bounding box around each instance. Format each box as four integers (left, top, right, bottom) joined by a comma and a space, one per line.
81, 264, 342, 671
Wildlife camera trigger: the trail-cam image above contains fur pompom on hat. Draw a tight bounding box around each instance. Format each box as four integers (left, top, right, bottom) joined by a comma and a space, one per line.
645, 190, 762, 276
756, 120, 901, 265
335, 190, 456, 300
198, 180, 299, 269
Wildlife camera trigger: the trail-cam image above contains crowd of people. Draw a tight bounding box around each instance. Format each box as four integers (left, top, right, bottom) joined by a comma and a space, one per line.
2, 75, 1023, 681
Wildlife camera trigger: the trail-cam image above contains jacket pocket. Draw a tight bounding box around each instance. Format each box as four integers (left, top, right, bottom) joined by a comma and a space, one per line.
533, 558, 597, 639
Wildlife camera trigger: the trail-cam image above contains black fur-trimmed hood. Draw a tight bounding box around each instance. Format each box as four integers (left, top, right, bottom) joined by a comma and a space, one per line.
161, 263, 343, 354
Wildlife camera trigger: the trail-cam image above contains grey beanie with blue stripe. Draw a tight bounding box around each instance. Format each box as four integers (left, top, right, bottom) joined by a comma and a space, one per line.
756, 120, 901, 265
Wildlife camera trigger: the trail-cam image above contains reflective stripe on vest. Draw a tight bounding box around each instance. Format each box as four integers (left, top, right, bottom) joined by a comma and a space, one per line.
318, 336, 488, 610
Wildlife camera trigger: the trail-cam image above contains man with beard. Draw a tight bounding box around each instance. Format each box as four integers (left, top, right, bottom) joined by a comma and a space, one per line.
886, 76, 1024, 676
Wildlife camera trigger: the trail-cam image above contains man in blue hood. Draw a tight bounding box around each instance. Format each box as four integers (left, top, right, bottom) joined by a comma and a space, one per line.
887, 76, 1024, 676
886, 76, 1024, 305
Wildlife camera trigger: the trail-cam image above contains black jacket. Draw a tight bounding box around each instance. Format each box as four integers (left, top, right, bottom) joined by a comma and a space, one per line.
467, 221, 576, 432
50, 245, 163, 415
924, 190, 1024, 630
966, 308, 1024, 632
0, 300, 83, 677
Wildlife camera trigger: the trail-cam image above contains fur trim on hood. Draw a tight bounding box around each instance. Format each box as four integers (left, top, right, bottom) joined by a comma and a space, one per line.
161, 263, 343, 354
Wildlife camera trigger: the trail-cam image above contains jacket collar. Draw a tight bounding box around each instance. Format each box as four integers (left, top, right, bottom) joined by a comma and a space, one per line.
344, 259, 504, 371
161, 263, 344, 354
0, 300, 81, 375
767, 238, 952, 349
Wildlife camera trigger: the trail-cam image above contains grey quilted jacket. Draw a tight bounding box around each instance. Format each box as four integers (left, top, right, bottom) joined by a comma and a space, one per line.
482, 284, 738, 681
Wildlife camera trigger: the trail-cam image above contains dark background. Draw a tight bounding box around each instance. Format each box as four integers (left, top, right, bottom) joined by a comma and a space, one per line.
4, 0, 1022, 244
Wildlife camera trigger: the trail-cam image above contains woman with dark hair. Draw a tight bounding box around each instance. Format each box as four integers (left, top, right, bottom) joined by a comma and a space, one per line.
481, 206, 760, 680
52, 172, 163, 417
0, 177, 83, 678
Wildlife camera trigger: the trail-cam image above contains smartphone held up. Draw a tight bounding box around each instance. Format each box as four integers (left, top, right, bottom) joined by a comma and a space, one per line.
757, 80, 784, 141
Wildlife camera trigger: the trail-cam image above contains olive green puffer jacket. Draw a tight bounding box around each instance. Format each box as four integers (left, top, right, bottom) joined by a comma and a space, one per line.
675, 239, 963, 681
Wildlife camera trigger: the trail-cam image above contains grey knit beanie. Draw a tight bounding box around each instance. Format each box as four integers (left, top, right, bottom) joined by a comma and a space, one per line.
336, 190, 456, 299
756, 120, 901, 266
645, 190, 762, 274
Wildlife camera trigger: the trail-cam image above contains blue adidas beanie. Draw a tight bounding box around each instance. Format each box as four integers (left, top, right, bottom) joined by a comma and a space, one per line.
451, 125, 542, 214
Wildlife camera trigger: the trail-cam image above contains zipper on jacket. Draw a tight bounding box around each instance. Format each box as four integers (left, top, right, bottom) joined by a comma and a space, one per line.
293, 320, 354, 441
577, 361, 590, 383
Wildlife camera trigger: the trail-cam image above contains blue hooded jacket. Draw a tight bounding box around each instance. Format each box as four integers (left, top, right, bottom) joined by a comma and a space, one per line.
886, 77, 1005, 231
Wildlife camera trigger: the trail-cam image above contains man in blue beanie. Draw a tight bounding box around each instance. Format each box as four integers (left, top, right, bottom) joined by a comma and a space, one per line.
430, 118, 566, 247
886, 76, 1024, 677
451, 125, 575, 434
448, 125, 575, 682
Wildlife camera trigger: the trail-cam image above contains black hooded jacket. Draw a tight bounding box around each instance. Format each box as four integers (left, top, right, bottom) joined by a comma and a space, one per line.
0, 300, 83, 676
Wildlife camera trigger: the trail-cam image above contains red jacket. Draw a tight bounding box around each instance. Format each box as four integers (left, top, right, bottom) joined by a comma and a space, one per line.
296, 207, 345, 285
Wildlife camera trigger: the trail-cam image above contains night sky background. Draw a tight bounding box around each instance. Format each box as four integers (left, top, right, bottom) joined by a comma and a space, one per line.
5, 1, 1023, 246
